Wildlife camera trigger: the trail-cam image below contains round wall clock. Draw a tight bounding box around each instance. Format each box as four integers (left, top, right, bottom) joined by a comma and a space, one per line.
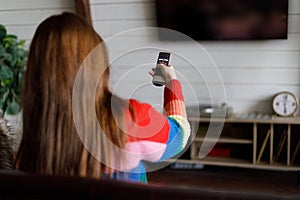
272, 91, 299, 117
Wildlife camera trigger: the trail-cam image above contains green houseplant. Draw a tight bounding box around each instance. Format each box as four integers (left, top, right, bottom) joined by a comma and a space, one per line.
0, 24, 27, 116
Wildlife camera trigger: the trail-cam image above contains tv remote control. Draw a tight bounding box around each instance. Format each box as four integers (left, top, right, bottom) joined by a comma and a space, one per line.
152, 52, 170, 87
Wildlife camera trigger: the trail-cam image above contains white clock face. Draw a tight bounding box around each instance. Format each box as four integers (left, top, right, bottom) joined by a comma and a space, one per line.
272, 92, 298, 117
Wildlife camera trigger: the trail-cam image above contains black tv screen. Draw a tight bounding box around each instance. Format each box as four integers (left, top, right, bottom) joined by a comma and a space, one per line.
155, 0, 288, 40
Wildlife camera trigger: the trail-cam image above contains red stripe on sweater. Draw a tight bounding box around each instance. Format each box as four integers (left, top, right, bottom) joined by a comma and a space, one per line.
164, 99, 186, 117
125, 99, 170, 144
164, 80, 184, 107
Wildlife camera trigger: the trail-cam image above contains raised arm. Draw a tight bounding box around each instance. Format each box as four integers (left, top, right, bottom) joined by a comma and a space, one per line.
158, 63, 191, 160
124, 64, 191, 170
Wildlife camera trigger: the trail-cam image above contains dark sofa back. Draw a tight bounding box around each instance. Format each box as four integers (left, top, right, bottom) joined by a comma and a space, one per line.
0, 170, 292, 200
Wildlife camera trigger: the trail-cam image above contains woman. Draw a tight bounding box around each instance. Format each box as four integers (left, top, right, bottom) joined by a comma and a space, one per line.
16, 12, 190, 183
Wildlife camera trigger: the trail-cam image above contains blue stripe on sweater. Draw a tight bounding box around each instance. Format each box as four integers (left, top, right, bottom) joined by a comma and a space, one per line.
158, 117, 184, 161
104, 162, 148, 183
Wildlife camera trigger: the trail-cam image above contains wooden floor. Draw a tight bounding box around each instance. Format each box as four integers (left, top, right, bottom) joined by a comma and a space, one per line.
147, 165, 300, 199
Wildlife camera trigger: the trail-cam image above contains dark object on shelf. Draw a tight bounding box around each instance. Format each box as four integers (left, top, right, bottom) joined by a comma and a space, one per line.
208, 148, 231, 158
186, 103, 233, 118
170, 162, 204, 169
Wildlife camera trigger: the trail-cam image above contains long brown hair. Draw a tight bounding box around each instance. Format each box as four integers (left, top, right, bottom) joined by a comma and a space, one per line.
16, 12, 127, 179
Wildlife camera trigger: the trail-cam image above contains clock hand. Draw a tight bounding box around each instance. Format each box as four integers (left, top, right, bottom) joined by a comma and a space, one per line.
283, 95, 287, 108
284, 105, 287, 114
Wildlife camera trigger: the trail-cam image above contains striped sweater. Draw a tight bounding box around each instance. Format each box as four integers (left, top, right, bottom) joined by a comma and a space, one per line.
114, 79, 190, 183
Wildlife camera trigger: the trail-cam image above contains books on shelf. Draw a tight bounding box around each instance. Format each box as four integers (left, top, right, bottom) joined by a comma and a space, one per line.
272, 130, 288, 164
257, 129, 271, 163
291, 139, 300, 165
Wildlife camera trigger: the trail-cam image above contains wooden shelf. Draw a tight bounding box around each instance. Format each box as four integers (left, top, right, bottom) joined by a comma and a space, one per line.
174, 159, 300, 171
188, 115, 300, 125
195, 156, 251, 164
194, 137, 253, 144
185, 115, 300, 172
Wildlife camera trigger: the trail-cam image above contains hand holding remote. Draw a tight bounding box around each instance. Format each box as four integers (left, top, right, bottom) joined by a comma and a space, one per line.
155, 63, 177, 83
151, 52, 177, 86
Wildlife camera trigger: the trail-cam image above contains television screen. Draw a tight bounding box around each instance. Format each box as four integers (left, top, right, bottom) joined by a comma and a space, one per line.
155, 0, 288, 40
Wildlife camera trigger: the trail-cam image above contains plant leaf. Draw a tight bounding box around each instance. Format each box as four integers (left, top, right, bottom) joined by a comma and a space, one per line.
0, 24, 27, 115
18, 40, 25, 47
0, 65, 13, 81
6, 34, 17, 39
0, 24, 7, 40
0, 45, 4, 57
0, 89, 9, 103
6, 98, 21, 115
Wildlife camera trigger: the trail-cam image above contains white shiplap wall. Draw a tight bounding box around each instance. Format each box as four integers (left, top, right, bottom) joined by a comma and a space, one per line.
0, 0, 75, 47
91, 0, 300, 115
0, 0, 299, 115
